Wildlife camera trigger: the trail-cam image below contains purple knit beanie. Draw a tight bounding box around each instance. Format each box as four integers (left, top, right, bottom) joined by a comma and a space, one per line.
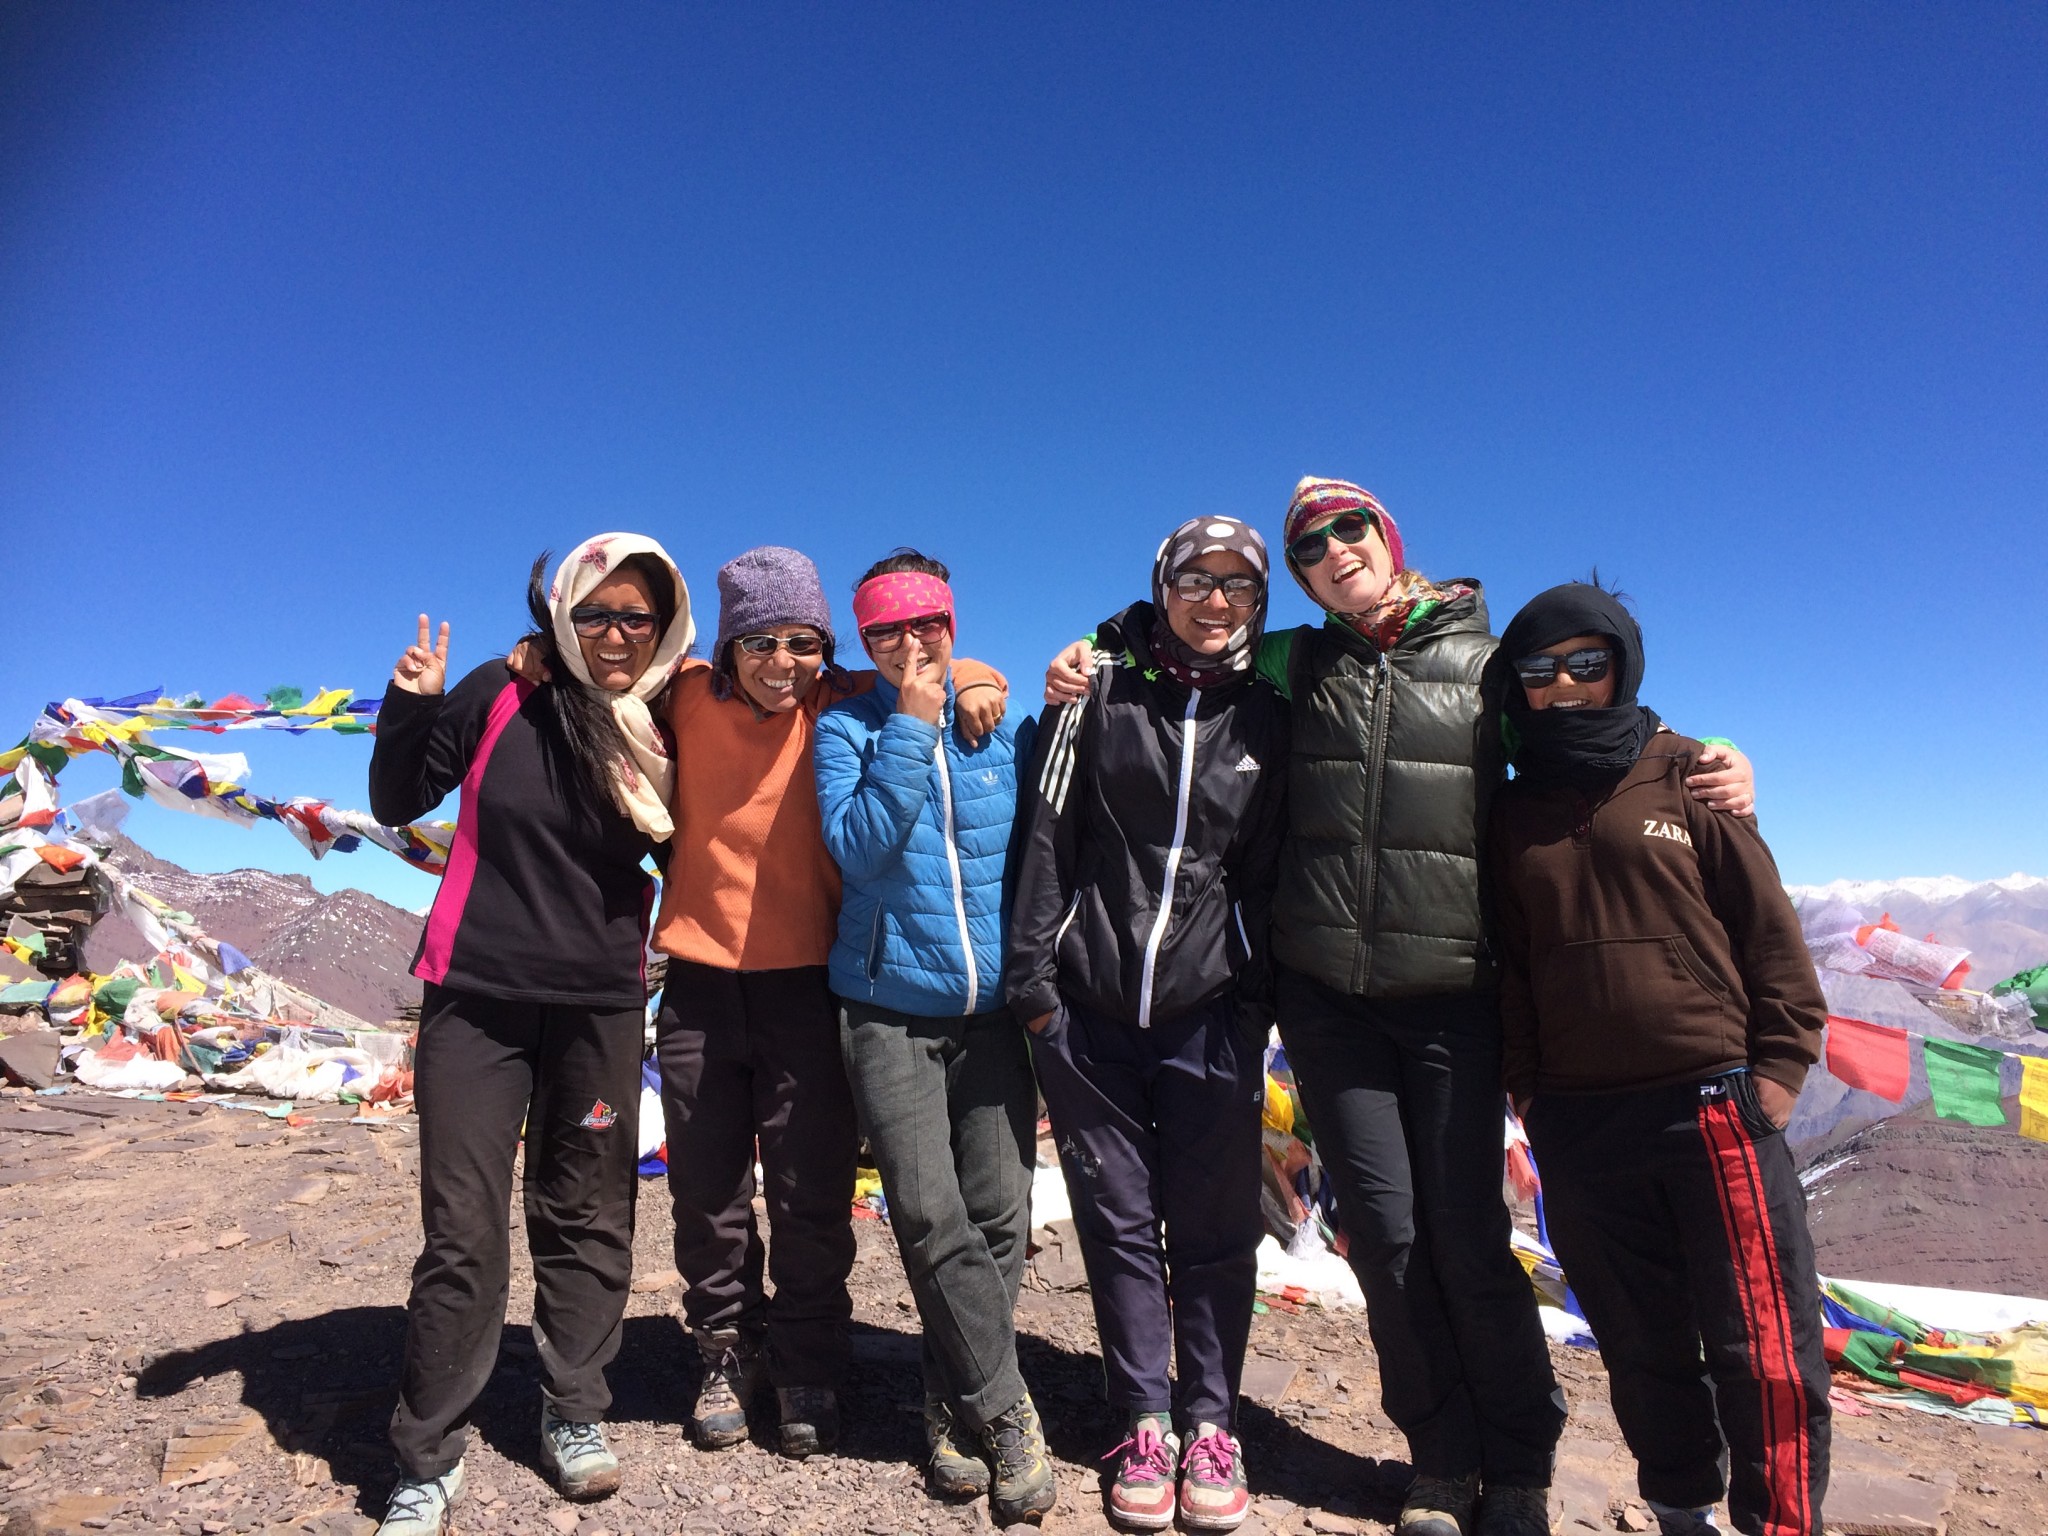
710, 545, 836, 698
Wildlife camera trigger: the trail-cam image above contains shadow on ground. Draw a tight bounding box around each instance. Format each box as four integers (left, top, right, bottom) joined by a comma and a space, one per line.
136, 1307, 1394, 1519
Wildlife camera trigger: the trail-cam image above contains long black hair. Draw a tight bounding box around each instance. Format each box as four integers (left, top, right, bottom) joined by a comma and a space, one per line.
522, 550, 678, 814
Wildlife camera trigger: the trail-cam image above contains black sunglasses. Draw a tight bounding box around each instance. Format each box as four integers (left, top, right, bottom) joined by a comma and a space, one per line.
735, 632, 825, 658
1285, 511, 1376, 568
1512, 647, 1615, 687
570, 607, 659, 640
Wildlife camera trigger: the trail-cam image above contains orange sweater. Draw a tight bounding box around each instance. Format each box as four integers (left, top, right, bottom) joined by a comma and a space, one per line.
653, 658, 1004, 972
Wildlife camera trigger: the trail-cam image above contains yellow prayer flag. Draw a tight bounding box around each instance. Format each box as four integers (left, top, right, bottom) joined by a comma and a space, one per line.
293, 687, 351, 717
2019, 1056, 2048, 1144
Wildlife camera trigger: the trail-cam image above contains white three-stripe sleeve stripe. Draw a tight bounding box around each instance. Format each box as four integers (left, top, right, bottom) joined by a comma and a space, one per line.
1136, 686, 1201, 1029
1037, 656, 1107, 816
1038, 697, 1085, 814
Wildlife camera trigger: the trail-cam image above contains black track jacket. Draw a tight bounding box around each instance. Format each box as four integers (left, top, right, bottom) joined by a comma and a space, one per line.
1004, 603, 1290, 1035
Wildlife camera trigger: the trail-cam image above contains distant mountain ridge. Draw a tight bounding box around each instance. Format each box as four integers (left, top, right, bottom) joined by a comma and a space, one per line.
1786, 871, 2048, 986
82, 834, 424, 1024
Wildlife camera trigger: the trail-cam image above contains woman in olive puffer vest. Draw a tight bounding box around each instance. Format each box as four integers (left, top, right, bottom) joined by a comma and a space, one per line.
1045, 478, 1756, 1536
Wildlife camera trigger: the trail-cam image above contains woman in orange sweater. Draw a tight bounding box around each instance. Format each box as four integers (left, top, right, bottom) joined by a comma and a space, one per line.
652, 545, 1005, 1461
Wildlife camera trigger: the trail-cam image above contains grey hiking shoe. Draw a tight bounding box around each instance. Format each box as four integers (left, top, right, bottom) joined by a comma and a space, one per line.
540, 1407, 620, 1500
1476, 1484, 1552, 1536
1401, 1472, 1481, 1536
377, 1461, 464, 1536
925, 1396, 992, 1498
689, 1327, 763, 1449
777, 1384, 840, 1459
982, 1393, 1057, 1526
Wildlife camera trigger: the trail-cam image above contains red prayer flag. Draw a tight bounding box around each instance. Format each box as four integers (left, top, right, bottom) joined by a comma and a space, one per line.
1826, 1015, 1911, 1102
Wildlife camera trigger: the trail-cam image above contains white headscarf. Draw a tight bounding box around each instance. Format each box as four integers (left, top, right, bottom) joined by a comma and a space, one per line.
546, 533, 694, 840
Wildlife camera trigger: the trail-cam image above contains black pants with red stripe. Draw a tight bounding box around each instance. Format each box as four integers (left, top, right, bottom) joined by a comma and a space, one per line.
1527, 1073, 1829, 1536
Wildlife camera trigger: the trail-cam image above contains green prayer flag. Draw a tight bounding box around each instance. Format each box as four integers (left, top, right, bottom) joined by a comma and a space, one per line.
91, 976, 144, 1016
265, 685, 305, 710
1923, 1038, 2007, 1127
1992, 962, 2048, 1029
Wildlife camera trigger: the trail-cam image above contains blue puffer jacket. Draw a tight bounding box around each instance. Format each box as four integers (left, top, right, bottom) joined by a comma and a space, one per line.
816, 678, 1032, 1017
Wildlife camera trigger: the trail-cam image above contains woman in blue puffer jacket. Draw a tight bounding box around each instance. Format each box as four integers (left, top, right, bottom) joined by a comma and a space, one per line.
813, 550, 1055, 1528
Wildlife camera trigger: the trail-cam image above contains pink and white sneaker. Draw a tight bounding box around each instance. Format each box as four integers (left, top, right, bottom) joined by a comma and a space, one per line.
1104, 1412, 1180, 1530
1179, 1422, 1250, 1531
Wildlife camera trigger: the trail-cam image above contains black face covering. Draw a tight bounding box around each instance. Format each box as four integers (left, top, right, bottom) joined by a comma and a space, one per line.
1499, 583, 1661, 792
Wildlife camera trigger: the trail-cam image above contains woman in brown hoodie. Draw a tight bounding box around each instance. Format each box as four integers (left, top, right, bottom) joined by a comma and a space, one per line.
1488, 581, 1829, 1536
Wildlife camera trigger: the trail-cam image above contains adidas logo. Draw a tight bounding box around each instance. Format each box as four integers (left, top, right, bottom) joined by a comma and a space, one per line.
1232, 753, 1260, 773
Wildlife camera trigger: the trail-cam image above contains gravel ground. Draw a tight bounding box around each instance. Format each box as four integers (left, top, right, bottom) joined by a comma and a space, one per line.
0, 1088, 2042, 1536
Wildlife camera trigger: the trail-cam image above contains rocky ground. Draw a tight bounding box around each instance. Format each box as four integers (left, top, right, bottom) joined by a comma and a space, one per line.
1802, 1101, 2048, 1292
0, 1089, 2042, 1536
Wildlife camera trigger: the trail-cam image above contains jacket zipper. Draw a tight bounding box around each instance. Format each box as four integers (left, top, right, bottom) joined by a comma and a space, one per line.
864, 903, 884, 983
1137, 687, 1201, 1028
1054, 890, 1083, 948
1353, 651, 1393, 994
1232, 900, 1251, 964
933, 738, 978, 1015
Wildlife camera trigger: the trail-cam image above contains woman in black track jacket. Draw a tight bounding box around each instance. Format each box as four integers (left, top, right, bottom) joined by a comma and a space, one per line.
1005, 516, 1286, 1535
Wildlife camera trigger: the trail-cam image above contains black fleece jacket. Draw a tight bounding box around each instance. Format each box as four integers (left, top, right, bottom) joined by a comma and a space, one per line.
370, 662, 659, 1009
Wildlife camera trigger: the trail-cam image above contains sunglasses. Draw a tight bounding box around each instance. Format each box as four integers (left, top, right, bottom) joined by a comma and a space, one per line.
1170, 571, 1264, 608
1511, 647, 1615, 687
570, 607, 659, 640
1285, 510, 1376, 569
861, 614, 951, 652
735, 632, 825, 658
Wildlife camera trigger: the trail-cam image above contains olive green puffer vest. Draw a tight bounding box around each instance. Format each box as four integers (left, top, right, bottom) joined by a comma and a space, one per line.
1271, 588, 1506, 998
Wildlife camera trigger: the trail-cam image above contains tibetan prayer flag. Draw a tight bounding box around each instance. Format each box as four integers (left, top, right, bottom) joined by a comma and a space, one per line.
2019, 1057, 2048, 1144
1993, 963, 2048, 1029
1923, 1038, 2006, 1128
1826, 1015, 1910, 1102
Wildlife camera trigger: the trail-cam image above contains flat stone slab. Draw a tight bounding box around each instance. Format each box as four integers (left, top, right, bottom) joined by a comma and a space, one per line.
1825, 1467, 1956, 1536
1240, 1355, 1299, 1404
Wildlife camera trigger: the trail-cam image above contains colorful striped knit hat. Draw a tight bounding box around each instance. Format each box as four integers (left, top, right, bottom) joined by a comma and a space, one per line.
1282, 477, 1404, 575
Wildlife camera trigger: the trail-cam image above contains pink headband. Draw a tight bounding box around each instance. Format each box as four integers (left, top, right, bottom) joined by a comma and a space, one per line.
853, 571, 955, 650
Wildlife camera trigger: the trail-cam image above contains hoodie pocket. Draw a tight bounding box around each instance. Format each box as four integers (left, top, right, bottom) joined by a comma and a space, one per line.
1534, 935, 1738, 1084
1730, 1070, 1783, 1140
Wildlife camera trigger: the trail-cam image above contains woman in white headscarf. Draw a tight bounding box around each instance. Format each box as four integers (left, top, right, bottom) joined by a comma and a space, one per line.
367, 533, 691, 1535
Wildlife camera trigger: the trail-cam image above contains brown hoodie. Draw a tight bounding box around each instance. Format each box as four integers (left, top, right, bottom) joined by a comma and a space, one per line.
1488, 733, 1823, 1099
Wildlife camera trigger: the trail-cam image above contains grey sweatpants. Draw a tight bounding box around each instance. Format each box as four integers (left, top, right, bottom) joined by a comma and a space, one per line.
839, 997, 1038, 1429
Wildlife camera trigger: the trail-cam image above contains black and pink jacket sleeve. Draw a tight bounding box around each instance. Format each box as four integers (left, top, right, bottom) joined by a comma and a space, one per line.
371, 661, 657, 1010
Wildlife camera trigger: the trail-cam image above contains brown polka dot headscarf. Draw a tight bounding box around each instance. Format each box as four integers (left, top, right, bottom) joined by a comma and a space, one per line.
1148, 516, 1270, 688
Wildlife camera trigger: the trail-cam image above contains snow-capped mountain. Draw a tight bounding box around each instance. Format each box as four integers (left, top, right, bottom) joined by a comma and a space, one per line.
1785, 872, 2048, 986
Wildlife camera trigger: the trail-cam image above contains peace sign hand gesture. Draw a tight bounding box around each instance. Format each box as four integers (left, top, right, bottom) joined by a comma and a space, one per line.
393, 614, 451, 695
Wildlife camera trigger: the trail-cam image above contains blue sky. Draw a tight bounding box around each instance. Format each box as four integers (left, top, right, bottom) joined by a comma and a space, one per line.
3, 4, 2043, 913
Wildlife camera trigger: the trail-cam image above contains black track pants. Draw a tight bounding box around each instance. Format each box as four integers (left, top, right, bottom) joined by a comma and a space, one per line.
390, 984, 645, 1478
1275, 967, 1566, 1486
1528, 1074, 1830, 1536
656, 961, 857, 1388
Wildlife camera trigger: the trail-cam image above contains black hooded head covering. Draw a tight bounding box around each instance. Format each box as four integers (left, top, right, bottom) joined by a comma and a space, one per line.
1499, 582, 1661, 792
